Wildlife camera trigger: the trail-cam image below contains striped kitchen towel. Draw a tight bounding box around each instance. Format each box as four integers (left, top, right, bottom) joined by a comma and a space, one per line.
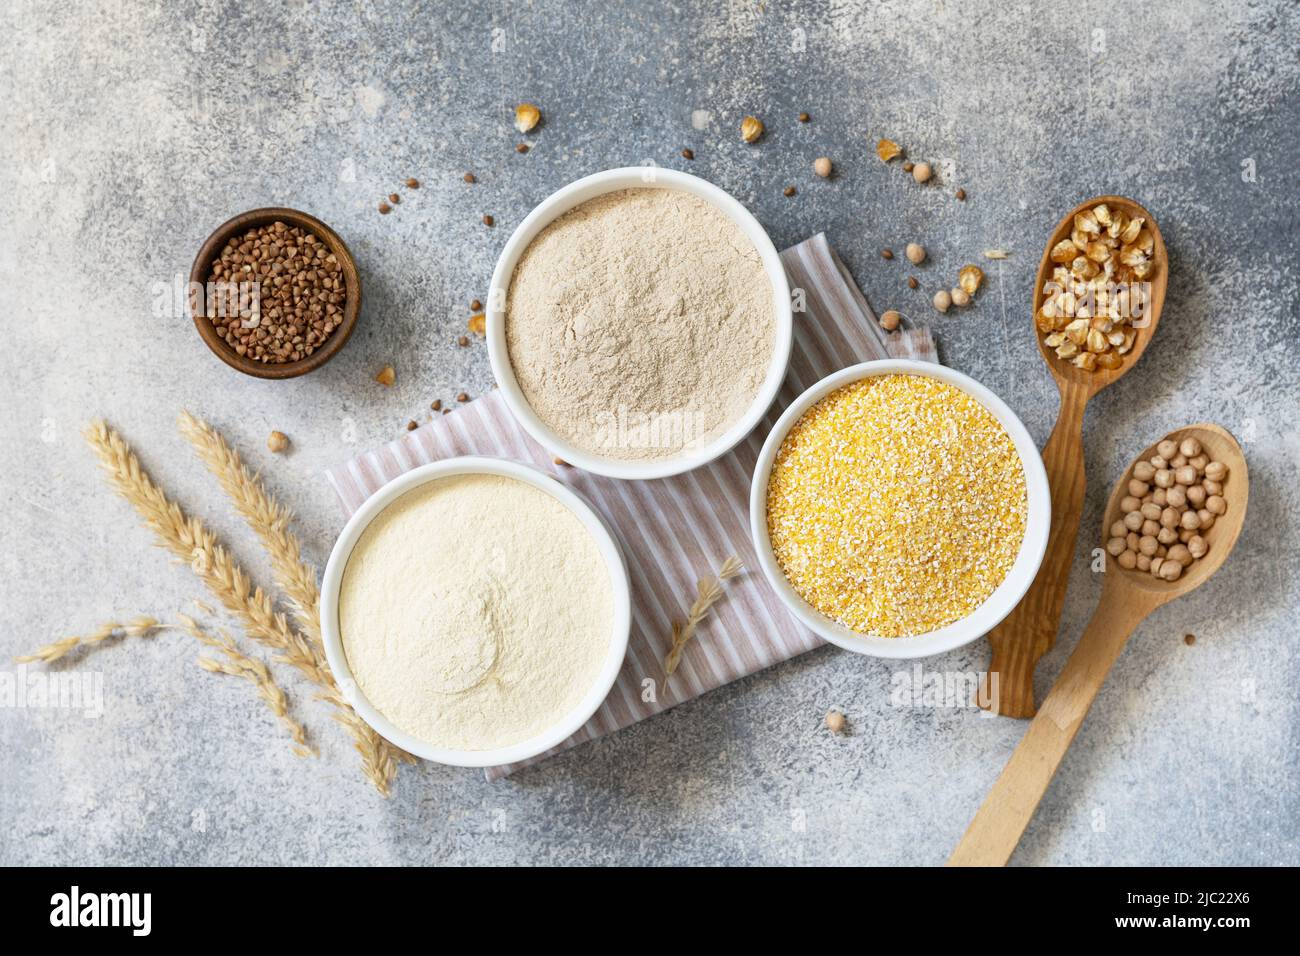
325, 233, 939, 780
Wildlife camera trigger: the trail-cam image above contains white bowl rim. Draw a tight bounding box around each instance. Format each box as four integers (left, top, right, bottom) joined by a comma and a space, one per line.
486, 166, 793, 481
319, 455, 632, 767
749, 360, 1051, 660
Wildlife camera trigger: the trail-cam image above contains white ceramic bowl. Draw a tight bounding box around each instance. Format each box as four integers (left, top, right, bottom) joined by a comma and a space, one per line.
749, 360, 1051, 659
486, 167, 793, 480
319, 456, 631, 767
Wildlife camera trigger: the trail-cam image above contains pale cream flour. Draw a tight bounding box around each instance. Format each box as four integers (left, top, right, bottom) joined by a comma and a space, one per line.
339, 474, 614, 752
505, 187, 776, 461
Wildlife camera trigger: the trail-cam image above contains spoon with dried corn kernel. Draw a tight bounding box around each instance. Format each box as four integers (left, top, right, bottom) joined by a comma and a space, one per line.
981, 195, 1168, 719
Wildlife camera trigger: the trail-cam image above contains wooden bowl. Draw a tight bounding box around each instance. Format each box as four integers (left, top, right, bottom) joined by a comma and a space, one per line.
189, 207, 361, 379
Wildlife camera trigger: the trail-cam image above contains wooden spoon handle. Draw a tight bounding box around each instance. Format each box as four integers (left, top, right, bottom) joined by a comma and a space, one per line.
982, 380, 1090, 717
950, 592, 1149, 866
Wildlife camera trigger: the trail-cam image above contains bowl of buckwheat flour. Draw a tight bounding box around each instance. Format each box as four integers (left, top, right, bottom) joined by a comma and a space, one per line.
487, 168, 792, 479
319, 457, 631, 767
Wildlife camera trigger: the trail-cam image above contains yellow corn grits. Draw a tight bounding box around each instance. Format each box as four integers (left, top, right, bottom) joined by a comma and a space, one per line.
766, 373, 1027, 637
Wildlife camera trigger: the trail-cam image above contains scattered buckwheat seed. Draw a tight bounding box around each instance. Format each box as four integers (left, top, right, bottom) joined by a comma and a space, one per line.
378, 201, 391, 214
881, 248, 894, 260
783, 185, 796, 197
482, 214, 494, 226
405, 177, 420, 188
681, 147, 694, 160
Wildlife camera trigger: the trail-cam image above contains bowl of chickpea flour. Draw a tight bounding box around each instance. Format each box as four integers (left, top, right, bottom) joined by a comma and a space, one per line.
749, 360, 1050, 659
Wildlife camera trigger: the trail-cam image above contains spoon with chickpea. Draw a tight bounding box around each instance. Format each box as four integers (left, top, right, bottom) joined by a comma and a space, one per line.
950, 424, 1247, 866
983, 195, 1169, 718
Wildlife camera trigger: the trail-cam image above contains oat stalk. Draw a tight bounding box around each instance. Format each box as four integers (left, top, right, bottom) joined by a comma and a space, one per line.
663, 555, 744, 683
177, 410, 415, 781
83, 419, 402, 795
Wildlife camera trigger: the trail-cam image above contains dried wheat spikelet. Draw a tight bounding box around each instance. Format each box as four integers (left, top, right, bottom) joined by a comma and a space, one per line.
176, 614, 312, 757
177, 411, 415, 779
17, 614, 310, 756
83, 419, 402, 795
663, 555, 744, 683
16, 616, 160, 664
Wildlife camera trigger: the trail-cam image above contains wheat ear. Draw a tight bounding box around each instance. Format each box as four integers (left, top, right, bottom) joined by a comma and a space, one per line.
17, 614, 311, 756
16, 617, 161, 664
83, 420, 398, 795
176, 411, 415, 780
176, 614, 313, 757
663, 555, 744, 683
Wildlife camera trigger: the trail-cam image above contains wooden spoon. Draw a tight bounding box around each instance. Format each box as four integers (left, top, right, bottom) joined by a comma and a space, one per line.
950, 424, 1247, 866
982, 195, 1169, 717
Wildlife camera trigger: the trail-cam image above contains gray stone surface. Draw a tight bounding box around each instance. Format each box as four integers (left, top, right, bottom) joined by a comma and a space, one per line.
1, 0, 1297, 866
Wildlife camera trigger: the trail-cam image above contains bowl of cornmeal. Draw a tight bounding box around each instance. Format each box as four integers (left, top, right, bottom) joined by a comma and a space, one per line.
487, 168, 793, 480
319, 456, 631, 766
750, 361, 1050, 659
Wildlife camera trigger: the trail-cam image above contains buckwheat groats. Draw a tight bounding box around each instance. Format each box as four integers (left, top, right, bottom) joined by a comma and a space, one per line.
766, 374, 1028, 637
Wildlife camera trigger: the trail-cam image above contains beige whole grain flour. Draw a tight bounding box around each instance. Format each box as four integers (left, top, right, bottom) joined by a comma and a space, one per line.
506, 187, 776, 461
339, 474, 614, 752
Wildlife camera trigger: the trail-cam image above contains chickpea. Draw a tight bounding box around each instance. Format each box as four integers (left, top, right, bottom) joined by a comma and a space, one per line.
1156, 439, 1178, 459
1167, 543, 1193, 567
1187, 535, 1208, 559
1154, 469, 1174, 489
1152, 488, 1168, 506
1124, 511, 1144, 532
1160, 507, 1180, 529
1133, 461, 1155, 482
1128, 478, 1150, 497
950, 287, 971, 307
814, 156, 833, 177
1157, 544, 1168, 558
1205, 461, 1227, 482
1189, 454, 1208, 473
1121, 495, 1142, 512
1179, 528, 1194, 543
1150, 455, 1168, 470
1165, 485, 1187, 509
1157, 526, 1179, 545
1142, 519, 1160, 537
1179, 437, 1202, 458
1110, 519, 1128, 538
1137, 554, 1152, 571
880, 310, 902, 331
1205, 494, 1227, 515
1127, 531, 1140, 551
1138, 535, 1159, 557
1180, 509, 1202, 531
1186, 484, 1207, 508
933, 289, 952, 313
1204, 479, 1223, 495
1107, 537, 1127, 557
1171, 453, 1188, 469
1140, 502, 1162, 521
1197, 510, 1215, 531
1175, 465, 1197, 485
1150, 557, 1164, 576
1118, 549, 1138, 570
905, 243, 926, 264
1159, 559, 1183, 581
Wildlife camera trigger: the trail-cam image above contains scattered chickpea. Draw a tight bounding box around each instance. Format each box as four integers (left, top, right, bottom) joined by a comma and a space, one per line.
905, 243, 926, 264
814, 156, 832, 177
825, 710, 847, 734
932, 289, 951, 313
880, 309, 901, 331
912, 162, 932, 183
266, 430, 290, 453
950, 287, 971, 307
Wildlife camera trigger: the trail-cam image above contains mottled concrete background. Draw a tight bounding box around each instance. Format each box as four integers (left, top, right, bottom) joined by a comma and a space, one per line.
2, 0, 1297, 866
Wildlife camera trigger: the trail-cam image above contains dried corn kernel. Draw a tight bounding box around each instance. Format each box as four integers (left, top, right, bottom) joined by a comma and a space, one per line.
766, 374, 1027, 638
